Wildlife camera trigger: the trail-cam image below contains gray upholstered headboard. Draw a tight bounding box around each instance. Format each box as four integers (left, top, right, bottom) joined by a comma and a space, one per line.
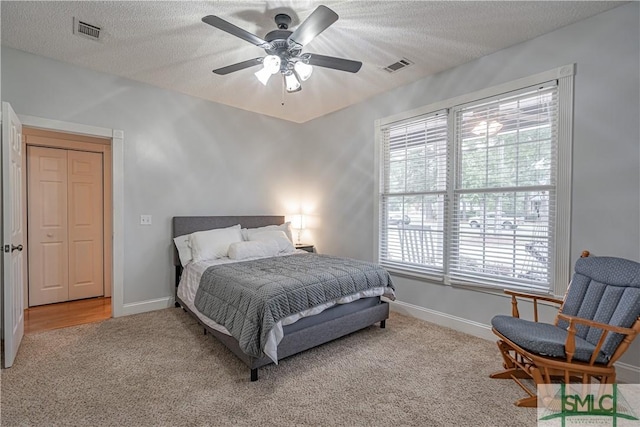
172, 215, 285, 266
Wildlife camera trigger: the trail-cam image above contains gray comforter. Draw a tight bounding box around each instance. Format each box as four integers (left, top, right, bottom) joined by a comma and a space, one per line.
194, 253, 395, 358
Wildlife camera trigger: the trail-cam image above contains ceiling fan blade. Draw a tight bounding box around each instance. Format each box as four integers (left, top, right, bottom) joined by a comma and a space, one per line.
306, 54, 362, 73
213, 58, 263, 75
288, 5, 338, 47
202, 15, 270, 48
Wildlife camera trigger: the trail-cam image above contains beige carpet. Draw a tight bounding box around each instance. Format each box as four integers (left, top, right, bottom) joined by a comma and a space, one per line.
1, 308, 536, 426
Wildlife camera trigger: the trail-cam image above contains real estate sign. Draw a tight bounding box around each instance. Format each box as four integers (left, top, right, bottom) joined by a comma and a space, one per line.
538, 384, 640, 427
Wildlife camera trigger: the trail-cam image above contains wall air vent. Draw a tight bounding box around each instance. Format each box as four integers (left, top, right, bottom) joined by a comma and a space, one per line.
383, 58, 413, 73
73, 18, 101, 41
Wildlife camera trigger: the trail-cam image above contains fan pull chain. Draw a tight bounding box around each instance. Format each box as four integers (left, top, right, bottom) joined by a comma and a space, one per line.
281, 79, 285, 106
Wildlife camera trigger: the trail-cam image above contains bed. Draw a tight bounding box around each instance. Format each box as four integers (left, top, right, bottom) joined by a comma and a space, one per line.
173, 215, 395, 381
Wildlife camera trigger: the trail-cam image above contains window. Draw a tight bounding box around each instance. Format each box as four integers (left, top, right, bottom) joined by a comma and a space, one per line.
379, 112, 447, 277
376, 66, 574, 295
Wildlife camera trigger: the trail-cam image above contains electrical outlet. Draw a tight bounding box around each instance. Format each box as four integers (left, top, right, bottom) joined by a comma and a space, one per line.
140, 214, 152, 225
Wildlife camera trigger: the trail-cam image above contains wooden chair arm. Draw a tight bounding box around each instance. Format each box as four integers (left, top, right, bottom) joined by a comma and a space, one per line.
557, 313, 638, 365
556, 313, 637, 336
503, 290, 563, 322
504, 290, 564, 305
503, 251, 589, 323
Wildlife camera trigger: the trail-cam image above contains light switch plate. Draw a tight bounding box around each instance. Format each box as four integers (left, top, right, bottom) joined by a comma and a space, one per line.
140, 214, 152, 225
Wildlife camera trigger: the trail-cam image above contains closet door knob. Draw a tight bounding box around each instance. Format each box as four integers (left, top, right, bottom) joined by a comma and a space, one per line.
11, 244, 23, 252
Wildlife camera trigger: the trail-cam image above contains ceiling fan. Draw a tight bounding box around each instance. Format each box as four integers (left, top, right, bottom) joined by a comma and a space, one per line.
202, 5, 362, 93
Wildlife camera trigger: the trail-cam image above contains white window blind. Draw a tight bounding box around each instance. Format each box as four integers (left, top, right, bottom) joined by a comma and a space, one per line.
379, 111, 447, 277
376, 67, 573, 296
450, 83, 558, 292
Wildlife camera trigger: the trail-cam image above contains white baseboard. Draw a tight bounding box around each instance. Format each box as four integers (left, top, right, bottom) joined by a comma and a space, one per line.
390, 300, 495, 341
615, 362, 640, 384
121, 296, 175, 316
390, 300, 640, 384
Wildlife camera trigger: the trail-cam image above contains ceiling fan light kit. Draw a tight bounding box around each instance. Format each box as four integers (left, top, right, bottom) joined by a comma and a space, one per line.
254, 55, 281, 85
294, 61, 313, 81
202, 5, 362, 94
284, 72, 301, 92
472, 120, 504, 136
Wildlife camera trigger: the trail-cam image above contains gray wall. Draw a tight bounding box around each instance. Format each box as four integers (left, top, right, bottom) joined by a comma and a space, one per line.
1, 47, 304, 303
2, 3, 638, 373
298, 3, 640, 372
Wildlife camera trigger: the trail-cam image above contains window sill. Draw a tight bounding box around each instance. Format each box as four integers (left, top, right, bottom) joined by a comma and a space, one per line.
449, 281, 562, 307
383, 265, 444, 284
383, 266, 561, 305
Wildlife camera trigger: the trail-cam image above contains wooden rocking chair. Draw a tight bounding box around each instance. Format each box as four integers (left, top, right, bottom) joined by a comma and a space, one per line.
490, 251, 640, 407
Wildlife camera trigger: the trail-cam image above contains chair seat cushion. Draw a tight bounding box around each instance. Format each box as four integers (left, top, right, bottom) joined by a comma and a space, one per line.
491, 315, 608, 364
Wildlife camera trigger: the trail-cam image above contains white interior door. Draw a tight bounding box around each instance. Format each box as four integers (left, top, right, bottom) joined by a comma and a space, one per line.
68, 150, 103, 300
28, 146, 69, 306
2, 102, 25, 368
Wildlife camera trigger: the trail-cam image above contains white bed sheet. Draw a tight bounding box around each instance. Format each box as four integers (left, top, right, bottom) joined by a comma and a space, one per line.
177, 251, 388, 364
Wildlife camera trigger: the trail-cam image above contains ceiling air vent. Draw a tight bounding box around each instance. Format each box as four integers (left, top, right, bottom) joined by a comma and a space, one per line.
73, 18, 101, 41
383, 58, 413, 73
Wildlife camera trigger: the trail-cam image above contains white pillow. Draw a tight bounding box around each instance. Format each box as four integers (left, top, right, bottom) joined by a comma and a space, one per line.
248, 230, 295, 254
173, 234, 193, 266
242, 222, 293, 243
228, 240, 280, 260
189, 226, 243, 262
173, 224, 241, 266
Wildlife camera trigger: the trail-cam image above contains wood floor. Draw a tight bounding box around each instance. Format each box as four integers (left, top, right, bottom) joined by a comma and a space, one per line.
24, 297, 112, 334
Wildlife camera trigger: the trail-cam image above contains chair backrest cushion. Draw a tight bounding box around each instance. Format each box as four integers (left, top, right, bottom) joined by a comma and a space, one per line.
558, 256, 640, 360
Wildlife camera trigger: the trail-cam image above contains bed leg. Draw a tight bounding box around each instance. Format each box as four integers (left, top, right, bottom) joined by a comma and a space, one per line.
174, 301, 180, 308
203, 328, 207, 335
380, 320, 386, 329
250, 369, 258, 382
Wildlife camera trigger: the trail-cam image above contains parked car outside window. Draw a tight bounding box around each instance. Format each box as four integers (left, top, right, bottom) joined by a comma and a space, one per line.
388, 213, 411, 225
468, 212, 521, 230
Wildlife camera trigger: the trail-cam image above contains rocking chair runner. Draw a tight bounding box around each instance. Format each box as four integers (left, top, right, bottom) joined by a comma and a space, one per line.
490, 251, 640, 407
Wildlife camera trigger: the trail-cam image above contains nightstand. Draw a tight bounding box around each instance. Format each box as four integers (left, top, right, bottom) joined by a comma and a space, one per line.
295, 243, 315, 253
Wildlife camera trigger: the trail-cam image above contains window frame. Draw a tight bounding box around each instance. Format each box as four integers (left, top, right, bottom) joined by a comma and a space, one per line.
374, 64, 575, 297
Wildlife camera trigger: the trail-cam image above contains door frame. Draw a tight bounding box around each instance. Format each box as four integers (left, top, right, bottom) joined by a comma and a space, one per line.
24, 132, 112, 305
18, 115, 124, 317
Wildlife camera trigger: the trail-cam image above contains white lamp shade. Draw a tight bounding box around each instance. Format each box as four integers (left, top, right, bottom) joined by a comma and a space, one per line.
285, 73, 301, 92
255, 55, 281, 85
291, 214, 306, 230
294, 61, 313, 81
254, 67, 272, 85
472, 120, 503, 136
263, 55, 281, 74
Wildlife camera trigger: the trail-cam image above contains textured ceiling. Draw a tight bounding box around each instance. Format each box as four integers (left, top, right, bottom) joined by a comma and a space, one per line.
1, 1, 625, 123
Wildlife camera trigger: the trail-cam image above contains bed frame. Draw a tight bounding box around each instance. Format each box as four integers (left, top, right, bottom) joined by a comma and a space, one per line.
172, 215, 390, 381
